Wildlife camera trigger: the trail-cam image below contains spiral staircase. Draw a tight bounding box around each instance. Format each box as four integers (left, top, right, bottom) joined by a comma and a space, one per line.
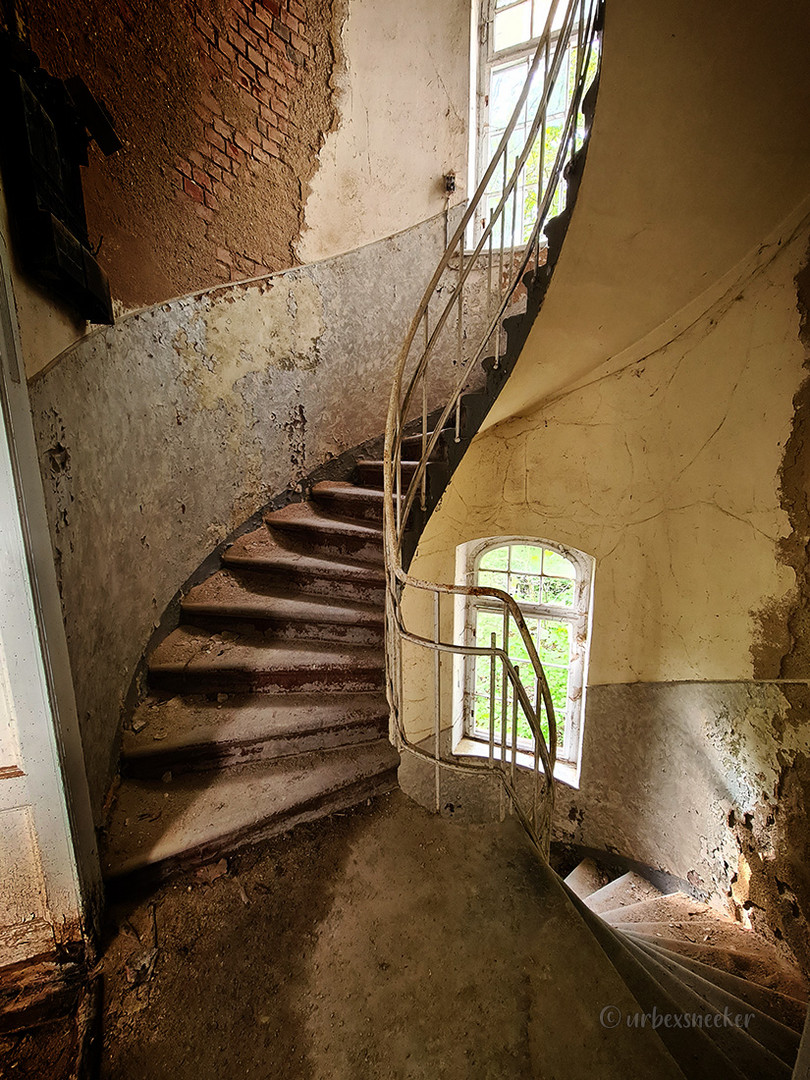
97, 0, 810, 1073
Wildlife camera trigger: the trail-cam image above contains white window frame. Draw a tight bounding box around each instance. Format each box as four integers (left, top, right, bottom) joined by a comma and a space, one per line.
453, 535, 593, 787
470, 0, 577, 246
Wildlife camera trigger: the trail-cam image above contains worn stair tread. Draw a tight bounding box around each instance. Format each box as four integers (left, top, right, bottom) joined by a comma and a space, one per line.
600, 892, 733, 927
311, 481, 385, 502
611, 920, 756, 945
103, 740, 400, 881
152, 627, 382, 668
223, 528, 385, 581
561, 878, 749, 1080
563, 857, 610, 900
265, 501, 383, 540
181, 569, 384, 626
585, 871, 666, 914
635, 939, 809, 1034
123, 692, 389, 762
622, 929, 810, 1002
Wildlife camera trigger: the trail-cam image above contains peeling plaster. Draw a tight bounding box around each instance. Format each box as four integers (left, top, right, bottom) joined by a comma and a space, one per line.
27, 210, 493, 819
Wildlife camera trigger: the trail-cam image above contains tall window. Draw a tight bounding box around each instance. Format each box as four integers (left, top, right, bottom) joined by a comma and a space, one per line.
459, 537, 593, 771
473, 0, 598, 245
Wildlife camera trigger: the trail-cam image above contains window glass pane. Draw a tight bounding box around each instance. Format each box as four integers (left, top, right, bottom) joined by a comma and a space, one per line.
538, 619, 570, 665
547, 52, 569, 116
532, 0, 566, 36
542, 576, 574, 606
493, 2, 531, 51
478, 569, 509, 592
479, 546, 509, 571
476, 608, 503, 647
510, 545, 543, 574
512, 572, 541, 604
544, 664, 569, 731
542, 548, 575, 578
490, 61, 528, 130
508, 617, 538, 668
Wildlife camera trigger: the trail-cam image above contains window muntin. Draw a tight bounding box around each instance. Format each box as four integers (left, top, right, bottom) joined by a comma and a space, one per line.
464, 538, 592, 767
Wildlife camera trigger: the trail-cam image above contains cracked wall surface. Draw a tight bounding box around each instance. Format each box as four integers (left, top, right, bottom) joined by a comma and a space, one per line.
26, 210, 494, 821
405, 218, 810, 967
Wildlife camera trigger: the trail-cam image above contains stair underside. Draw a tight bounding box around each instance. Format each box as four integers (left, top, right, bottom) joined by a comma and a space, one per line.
103, 740, 399, 885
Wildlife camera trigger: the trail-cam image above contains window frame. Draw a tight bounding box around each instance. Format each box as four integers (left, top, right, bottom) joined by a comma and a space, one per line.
472, 0, 576, 246
454, 535, 593, 783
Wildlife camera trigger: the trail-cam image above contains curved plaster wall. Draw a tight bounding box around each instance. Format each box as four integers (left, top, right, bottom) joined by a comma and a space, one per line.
403, 0, 810, 967
487, 0, 810, 425
27, 210, 488, 820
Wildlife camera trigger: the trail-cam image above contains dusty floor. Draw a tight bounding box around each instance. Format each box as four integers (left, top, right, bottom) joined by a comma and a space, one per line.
100, 791, 550, 1079
1, 790, 683, 1079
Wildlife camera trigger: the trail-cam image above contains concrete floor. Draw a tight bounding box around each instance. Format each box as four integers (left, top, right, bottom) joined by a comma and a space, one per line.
97, 789, 685, 1079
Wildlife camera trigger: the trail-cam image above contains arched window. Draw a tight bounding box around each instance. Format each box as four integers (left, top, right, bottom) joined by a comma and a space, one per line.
456, 536, 593, 778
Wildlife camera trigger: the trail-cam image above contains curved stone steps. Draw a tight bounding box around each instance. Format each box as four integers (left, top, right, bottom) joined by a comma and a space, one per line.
564, 857, 808, 1076
122, 691, 389, 778
148, 627, 385, 695
310, 480, 387, 521
600, 892, 732, 926
355, 458, 422, 487
633, 939, 808, 1034
584, 870, 667, 914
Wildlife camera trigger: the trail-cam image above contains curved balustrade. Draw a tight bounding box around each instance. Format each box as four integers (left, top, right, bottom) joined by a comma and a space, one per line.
383, 0, 604, 854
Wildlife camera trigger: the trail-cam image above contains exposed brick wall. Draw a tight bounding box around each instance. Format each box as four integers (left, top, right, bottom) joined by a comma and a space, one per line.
180, 0, 321, 282
13, 0, 344, 309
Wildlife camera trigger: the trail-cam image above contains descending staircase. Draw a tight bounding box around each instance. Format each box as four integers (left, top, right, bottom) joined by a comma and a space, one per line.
562, 859, 808, 1077
101, 476, 402, 889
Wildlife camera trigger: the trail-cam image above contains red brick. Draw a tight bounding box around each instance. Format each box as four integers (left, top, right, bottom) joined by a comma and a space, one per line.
212, 116, 233, 140
288, 0, 305, 21
226, 141, 243, 161
248, 11, 269, 38
209, 146, 231, 172
177, 158, 192, 178
259, 0, 281, 16
191, 166, 212, 192
196, 16, 217, 44
216, 39, 237, 64
195, 102, 215, 126
247, 43, 267, 71
237, 53, 257, 80
203, 189, 220, 210
233, 130, 252, 153
183, 177, 205, 204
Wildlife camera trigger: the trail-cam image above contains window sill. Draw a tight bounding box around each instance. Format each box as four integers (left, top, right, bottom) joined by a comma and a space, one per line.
453, 735, 580, 790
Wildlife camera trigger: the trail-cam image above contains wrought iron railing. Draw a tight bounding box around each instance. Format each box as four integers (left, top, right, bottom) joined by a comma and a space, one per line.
382, 0, 603, 855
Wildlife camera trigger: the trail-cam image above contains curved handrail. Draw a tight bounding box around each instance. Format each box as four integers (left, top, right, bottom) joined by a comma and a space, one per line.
383, 0, 603, 854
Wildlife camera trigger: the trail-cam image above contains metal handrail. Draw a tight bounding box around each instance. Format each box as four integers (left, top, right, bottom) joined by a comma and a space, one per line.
383, 0, 603, 855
